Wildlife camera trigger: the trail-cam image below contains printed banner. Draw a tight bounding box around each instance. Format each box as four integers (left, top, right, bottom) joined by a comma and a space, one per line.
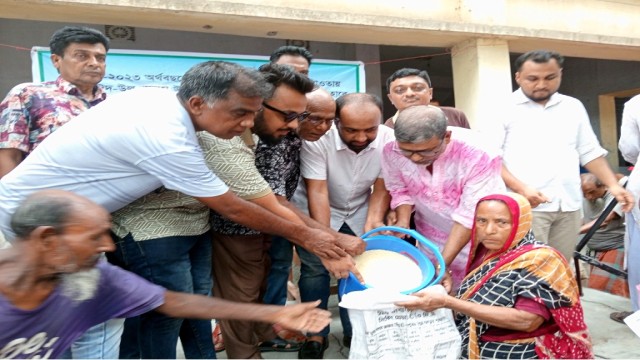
31, 47, 365, 98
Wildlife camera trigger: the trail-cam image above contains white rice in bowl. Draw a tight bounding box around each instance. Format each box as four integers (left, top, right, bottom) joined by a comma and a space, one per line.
354, 249, 423, 293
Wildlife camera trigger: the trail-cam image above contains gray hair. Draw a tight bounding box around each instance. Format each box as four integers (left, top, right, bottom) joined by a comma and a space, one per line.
580, 173, 604, 187
177, 61, 274, 106
11, 191, 77, 239
395, 105, 447, 143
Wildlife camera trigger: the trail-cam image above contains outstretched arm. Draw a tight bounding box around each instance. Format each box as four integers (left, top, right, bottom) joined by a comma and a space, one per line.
277, 195, 365, 256
157, 291, 331, 334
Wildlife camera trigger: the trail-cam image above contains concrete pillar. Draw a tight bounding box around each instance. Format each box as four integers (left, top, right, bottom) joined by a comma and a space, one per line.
451, 38, 512, 129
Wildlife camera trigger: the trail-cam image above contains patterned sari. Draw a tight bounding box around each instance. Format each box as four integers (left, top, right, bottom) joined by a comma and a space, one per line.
455, 193, 592, 359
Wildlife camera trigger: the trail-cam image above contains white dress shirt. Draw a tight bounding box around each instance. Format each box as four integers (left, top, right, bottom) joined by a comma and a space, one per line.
291, 125, 395, 236
491, 88, 606, 212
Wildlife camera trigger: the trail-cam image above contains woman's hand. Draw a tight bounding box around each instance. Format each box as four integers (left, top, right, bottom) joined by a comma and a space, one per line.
395, 289, 450, 312
440, 270, 453, 294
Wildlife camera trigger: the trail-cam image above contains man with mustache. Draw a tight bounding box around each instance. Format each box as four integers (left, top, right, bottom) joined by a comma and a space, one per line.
0, 190, 332, 360
0, 26, 109, 179
381, 105, 505, 290
384, 68, 470, 129
492, 49, 633, 262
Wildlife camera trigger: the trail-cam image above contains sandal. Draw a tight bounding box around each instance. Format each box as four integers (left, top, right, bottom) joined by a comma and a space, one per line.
212, 323, 225, 352
272, 323, 307, 343
610, 311, 634, 324
258, 337, 301, 352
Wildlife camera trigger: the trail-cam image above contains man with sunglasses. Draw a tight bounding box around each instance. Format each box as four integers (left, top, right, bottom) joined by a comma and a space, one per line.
381, 105, 505, 291
209, 64, 365, 359
292, 92, 395, 351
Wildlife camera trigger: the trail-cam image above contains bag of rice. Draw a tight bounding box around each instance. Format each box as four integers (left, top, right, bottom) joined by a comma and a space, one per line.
340, 285, 461, 359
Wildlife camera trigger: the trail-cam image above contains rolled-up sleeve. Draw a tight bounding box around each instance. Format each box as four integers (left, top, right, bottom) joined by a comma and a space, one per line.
300, 139, 328, 180
576, 105, 607, 165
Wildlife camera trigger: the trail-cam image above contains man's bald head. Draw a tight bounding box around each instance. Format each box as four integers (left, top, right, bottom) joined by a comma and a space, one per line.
11, 190, 107, 240
580, 173, 607, 201
306, 87, 333, 107
298, 87, 336, 141
395, 105, 447, 144
305, 87, 336, 112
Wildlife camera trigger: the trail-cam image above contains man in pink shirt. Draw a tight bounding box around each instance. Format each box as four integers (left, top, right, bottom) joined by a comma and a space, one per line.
381, 105, 505, 289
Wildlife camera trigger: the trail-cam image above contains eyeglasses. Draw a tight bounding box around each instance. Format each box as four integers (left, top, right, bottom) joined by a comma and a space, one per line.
396, 138, 445, 157
262, 102, 310, 123
304, 115, 334, 127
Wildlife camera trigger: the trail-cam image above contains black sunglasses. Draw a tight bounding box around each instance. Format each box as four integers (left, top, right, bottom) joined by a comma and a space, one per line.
262, 102, 310, 123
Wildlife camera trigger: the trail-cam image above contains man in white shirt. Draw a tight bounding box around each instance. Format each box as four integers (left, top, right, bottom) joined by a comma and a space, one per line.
618, 94, 640, 317
493, 50, 633, 261
292, 92, 395, 349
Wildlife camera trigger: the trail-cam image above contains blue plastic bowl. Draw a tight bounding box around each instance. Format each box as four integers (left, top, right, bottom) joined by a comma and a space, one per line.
338, 226, 446, 296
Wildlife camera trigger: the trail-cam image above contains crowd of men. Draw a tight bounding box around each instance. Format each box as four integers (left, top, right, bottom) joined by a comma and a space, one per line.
0, 25, 638, 360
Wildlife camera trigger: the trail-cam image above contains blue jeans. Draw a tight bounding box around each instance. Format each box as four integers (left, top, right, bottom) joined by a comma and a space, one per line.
108, 231, 215, 359
296, 244, 332, 337
263, 236, 294, 306
60, 318, 125, 359
263, 236, 331, 337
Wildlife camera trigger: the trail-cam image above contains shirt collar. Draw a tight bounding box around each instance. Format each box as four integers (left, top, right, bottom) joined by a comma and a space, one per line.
390, 111, 399, 124
55, 76, 106, 101
514, 87, 561, 108
333, 125, 382, 153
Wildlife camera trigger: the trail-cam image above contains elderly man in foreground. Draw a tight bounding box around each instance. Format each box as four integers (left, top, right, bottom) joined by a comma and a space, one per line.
0, 190, 331, 359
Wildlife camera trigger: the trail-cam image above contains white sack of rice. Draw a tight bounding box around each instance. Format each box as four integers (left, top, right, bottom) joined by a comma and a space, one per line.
354, 249, 423, 292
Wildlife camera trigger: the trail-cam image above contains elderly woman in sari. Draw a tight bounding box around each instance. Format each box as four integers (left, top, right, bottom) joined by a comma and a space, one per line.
397, 193, 592, 359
